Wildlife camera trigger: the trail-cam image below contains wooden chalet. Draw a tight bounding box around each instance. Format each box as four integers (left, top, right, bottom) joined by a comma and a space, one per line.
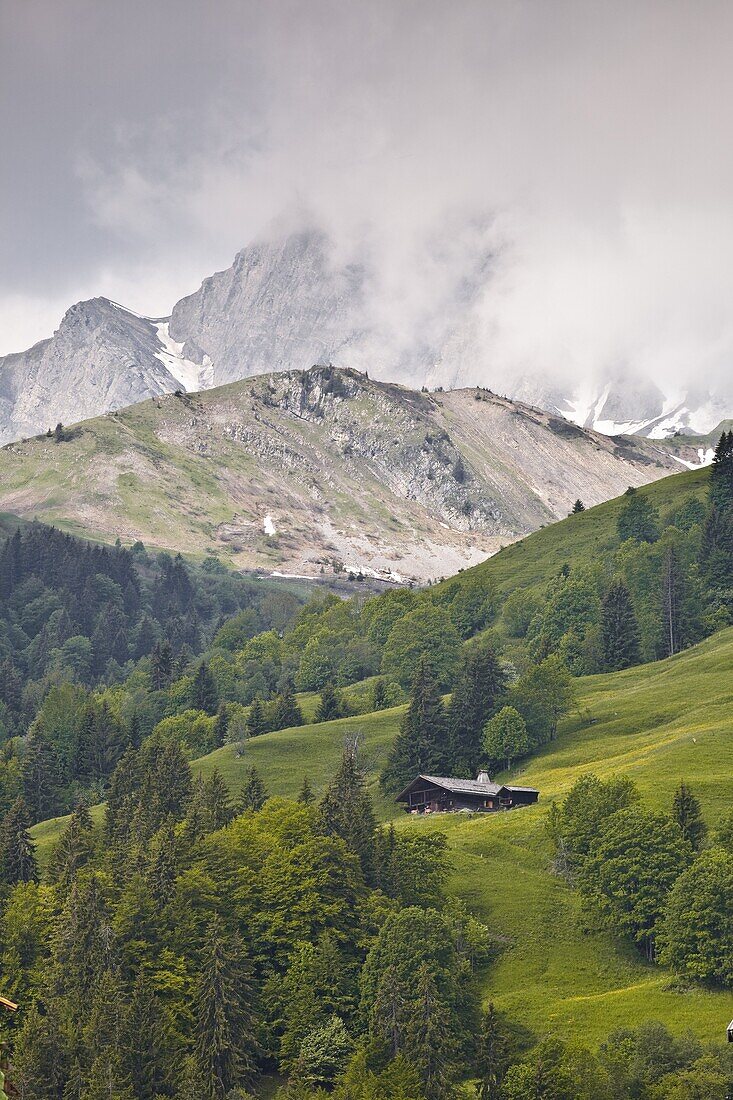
396, 770, 539, 814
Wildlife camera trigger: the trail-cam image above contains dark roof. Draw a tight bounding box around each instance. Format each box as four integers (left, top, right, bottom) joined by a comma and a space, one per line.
396, 774, 539, 802
396, 774, 503, 801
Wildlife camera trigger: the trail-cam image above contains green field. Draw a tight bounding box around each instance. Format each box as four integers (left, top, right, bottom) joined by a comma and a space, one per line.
33, 625, 733, 1044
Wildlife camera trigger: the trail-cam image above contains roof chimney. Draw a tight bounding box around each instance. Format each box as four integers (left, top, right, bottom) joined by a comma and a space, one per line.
477, 770, 490, 784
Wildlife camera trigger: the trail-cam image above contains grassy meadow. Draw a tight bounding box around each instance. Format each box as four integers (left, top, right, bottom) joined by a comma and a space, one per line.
31, 625, 733, 1044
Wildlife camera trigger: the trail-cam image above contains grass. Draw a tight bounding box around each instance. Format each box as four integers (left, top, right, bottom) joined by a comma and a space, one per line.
443, 466, 709, 603
32, 625, 732, 1043
191, 626, 733, 1043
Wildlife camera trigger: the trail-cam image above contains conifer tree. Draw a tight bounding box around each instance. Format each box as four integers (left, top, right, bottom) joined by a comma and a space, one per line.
709, 429, 733, 511
246, 698, 267, 737
22, 733, 64, 821
146, 821, 178, 904
240, 767, 267, 813
672, 781, 707, 851
572, 499, 585, 513
446, 643, 506, 774
212, 704, 229, 748
476, 1003, 511, 1100
403, 962, 457, 1100
371, 677, 388, 711
270, 688, 303, 731
205, 769, 233, 831
661, 546, 685, 658
150, 640, 173, 690
381, 654, 446, 792
195, 917, 259, 1098
601, 579, 641, 670
0, 796, 37, 885
123, 971, 173, 1099
315, 683, 345, 723
298, 776, 315, 804
47, 807, 94, 888
10, 1002, 69, 1098
82, 969, 131, 1089
319, 742, 377, 880
192, 661, 218, 715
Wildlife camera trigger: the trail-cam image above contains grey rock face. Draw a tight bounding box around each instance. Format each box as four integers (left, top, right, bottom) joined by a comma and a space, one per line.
0, 299, 182, 444
169, 229, 367, 384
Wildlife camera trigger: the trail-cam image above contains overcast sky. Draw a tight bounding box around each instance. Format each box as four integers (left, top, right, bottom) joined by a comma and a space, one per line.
2, 0, 733, 394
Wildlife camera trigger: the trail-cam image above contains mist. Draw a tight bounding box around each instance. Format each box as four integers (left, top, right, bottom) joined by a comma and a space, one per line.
2, 0, 733, 399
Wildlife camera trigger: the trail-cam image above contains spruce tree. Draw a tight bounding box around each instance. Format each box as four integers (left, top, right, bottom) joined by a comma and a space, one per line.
246, 698, 267, 737
476, 1003, 511, 1100
150, 640, 173, 690
371, 677, 388, 711
270, 688, 303, 731
709, 429, 733, 511
403, 962, 457, 1100
572, 499, 585, 513
22, 733, 64, 821
205, 769, 233, 831
47, 808, 93, 888
447, 643, 506, 774
146, 821, 178, 904
672, 781, 707, 851
240, 767, 267, 813
298, 776, 315, 804
319, 743, 377, 881
660, 546, 687, 658
315, 683, 345, 723
601, 579, 641, 670
123, 971, 173, 1099
192, 662, 218, 715
212, 704, 229, 748
0, 797, 37, 885
381, 654, 447, 792
195, 917, 259, 1098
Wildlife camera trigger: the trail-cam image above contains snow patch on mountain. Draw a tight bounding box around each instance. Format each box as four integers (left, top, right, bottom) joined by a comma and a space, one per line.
671, 447, 716, 470
153, 321, 210, 393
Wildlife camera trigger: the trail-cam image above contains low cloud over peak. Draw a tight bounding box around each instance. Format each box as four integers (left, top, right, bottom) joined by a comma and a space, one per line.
2, 0, 733, 405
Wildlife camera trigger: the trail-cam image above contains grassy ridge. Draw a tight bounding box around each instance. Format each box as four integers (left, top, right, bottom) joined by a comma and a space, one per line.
443, 465, 709, 603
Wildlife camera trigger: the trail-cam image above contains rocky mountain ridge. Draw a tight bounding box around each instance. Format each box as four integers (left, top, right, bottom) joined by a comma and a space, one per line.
1, 229, 730, 446
0, 365, 695, 583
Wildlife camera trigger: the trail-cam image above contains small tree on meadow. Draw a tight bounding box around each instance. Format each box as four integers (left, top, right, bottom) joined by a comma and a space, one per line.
483, 707, 529, 773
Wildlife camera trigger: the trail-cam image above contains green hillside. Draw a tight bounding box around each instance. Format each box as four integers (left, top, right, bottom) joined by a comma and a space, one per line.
192, 629, 730, 1038
439, 464, 709, 604
33, 626, 733, 1044
191, 626, 733, 1043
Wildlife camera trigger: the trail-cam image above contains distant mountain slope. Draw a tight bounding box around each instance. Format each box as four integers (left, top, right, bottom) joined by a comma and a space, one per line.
0, 298, 206, 445
0, 365, 689, 582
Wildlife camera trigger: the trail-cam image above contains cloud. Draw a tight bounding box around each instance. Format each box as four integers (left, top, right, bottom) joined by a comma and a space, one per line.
2, 0, 733, 399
